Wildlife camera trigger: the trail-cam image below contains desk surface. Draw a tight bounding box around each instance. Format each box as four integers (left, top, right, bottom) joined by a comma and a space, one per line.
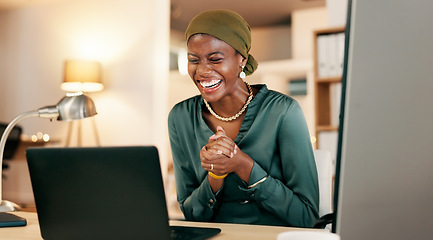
0, 212, 321, 240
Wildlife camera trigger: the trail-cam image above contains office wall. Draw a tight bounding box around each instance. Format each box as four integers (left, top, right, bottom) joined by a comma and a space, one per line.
291, 7, 328, 59
0, 0, 170, 167
336, 0, 433, 239
326, 0, 348, 27
250, 25, 291, 61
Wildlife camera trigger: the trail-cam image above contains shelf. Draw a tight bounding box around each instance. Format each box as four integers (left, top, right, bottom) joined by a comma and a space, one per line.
316, 77, 342, 83
313, 26, 345, 149
254, 58, 313, 77
316, 125, 339, 132
314, 26, 345, 35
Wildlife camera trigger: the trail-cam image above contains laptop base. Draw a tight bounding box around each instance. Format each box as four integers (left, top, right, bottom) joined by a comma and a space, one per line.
170, 225, 221, 240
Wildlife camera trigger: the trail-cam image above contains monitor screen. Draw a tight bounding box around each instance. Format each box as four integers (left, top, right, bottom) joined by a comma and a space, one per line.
332, 0, 433, 239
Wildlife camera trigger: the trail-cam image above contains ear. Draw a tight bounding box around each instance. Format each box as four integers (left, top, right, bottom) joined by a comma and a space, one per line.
240, 55, 247, 67
241, 54, 248, 66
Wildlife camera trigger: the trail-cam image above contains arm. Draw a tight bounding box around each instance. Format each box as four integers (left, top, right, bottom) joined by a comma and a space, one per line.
168, 109, 221, 221
239, 100, 320, 227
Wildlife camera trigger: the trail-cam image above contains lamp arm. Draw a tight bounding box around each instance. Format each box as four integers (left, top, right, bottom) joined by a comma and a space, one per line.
0, 110, 40, 203
0, 97, 94, 212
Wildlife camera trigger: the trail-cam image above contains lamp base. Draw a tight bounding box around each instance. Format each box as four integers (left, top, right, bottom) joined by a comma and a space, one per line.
0, 200, 21, 212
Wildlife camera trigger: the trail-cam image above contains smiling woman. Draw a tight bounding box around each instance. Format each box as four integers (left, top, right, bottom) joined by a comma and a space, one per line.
186, 33, 248, 106
168, 9, 319, 228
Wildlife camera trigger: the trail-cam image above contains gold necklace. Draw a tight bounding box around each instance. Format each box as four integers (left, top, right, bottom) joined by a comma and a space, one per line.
203, 82, 253, 122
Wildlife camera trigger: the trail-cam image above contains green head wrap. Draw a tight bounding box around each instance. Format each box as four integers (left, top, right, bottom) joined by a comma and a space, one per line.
185, 9, 258, 76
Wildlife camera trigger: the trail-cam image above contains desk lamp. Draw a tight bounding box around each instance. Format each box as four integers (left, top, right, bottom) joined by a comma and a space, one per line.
61, 60, 102, 146
61, 60, 103, 93
0, 92, 97, 215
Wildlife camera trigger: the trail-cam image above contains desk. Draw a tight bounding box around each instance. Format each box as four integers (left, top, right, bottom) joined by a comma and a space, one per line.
0, 212, 321, 239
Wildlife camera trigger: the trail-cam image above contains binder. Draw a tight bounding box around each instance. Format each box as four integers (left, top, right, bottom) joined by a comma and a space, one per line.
317, 34, 330, 78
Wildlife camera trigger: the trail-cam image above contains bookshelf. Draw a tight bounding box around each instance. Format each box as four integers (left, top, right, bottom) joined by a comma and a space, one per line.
313, 26, 345, 148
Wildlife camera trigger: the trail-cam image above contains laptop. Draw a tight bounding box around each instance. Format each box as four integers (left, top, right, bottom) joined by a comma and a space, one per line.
26, 146, 220, 240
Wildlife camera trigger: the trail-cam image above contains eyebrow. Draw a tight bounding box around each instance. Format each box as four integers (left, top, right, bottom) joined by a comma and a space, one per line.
187, 51, 224, 58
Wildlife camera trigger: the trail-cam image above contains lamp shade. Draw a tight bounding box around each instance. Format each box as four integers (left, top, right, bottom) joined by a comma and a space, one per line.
56, 93, 97, 121
61, 60, 103, 92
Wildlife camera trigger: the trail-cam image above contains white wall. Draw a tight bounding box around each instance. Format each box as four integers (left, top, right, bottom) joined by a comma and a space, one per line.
326, 0, 348, 27
250, 25, 291, 61
291, 7, 329, 59
0, 0, 170, 168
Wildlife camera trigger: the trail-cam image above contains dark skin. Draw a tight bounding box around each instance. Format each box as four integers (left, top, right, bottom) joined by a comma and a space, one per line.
187, 34, 256, 193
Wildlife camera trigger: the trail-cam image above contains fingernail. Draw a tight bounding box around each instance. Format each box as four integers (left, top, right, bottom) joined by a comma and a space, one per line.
217, 150, 222, 154
230, 152, 233, 158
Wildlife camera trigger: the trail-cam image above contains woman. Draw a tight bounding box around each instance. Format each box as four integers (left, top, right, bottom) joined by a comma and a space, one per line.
168, 9, 319, 227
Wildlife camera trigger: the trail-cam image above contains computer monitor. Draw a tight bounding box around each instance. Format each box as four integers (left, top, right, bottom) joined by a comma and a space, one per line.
332, 0, 433, 239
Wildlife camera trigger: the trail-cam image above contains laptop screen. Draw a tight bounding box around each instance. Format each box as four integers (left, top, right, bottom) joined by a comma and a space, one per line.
27, 146, 171, 240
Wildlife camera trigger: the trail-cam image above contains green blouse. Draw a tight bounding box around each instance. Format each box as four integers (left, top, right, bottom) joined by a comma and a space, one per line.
168, 84, 319, 227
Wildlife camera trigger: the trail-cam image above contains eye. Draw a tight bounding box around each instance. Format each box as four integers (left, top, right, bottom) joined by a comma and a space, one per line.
210, 58, 222, 63
188, 58, 199, 64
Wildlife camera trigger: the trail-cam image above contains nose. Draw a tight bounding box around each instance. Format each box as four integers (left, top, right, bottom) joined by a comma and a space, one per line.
196, 62, 212, 77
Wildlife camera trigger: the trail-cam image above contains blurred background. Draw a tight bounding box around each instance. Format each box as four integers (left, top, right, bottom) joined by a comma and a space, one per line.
0, 0, 347, 217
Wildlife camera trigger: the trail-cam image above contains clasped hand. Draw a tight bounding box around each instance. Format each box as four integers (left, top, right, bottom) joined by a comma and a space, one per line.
200, 126, 240, 176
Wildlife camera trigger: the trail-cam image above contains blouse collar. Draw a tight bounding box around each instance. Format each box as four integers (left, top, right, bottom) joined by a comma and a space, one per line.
198, 84, 268, 143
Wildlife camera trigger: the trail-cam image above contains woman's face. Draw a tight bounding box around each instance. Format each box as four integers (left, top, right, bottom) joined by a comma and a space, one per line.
187, 34, 246, 103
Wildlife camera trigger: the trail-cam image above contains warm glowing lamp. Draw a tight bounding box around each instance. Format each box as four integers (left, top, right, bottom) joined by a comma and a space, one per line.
61, 60, 103, 93
0, 93, 97, 225
60, 60, 102, 146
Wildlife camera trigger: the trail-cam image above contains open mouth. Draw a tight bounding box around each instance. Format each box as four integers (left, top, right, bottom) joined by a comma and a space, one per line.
199, 79, 222, 89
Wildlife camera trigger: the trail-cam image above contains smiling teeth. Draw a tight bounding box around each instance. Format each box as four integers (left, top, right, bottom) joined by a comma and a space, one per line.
200, 80, 222, 88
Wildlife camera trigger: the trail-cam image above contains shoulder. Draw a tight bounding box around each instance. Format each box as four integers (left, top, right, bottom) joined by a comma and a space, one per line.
253, 84, 298, 109
169, 95, 202, 121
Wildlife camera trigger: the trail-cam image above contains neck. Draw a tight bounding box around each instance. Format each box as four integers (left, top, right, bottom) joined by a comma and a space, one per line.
204, 82, 253, 122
